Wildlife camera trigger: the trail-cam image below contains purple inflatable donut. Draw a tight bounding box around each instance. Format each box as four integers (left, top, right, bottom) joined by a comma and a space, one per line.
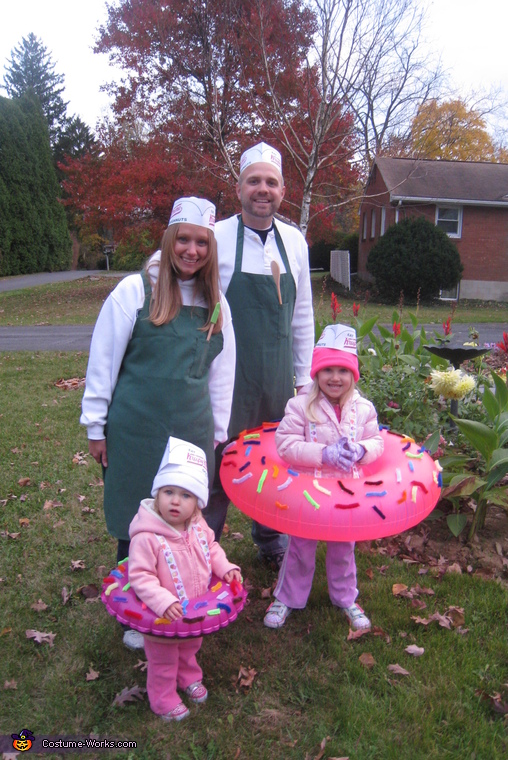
102, 564, 247, 638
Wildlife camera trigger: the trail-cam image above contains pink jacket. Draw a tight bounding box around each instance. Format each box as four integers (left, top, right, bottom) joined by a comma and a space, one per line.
275, 384, 384, 477
128, 500, 239, 618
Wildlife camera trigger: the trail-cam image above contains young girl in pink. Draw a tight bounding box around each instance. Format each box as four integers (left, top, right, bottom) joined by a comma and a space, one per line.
128, 437, 241, 722
264, 324, 383, 631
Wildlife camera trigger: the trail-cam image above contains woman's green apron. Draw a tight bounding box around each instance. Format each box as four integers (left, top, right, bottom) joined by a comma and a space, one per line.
104, 274, 223, 539
226, 218, 296, 437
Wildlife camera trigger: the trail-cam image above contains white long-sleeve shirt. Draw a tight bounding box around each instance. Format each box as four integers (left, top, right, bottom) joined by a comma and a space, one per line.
215, 215, 314, 386
80, 254, 236, 445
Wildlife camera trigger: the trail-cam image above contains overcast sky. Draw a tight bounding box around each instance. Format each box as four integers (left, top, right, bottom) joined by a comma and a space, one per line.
1, 0, 507, 130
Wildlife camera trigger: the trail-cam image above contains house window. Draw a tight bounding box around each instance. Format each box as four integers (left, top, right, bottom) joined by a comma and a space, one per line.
436, 206, 462, 238
380, 207, 386, 236
439, 283, 460, 301
362, 212, 367, 241
370, 209, 376, 238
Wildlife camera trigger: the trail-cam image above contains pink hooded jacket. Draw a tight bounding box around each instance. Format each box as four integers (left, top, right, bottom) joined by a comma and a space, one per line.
128, 500, 239, 618
275, 384, 383, 477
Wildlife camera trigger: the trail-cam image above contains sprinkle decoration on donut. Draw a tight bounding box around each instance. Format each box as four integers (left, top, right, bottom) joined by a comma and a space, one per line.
220, 425, 442, 542
102, 566, 247, 638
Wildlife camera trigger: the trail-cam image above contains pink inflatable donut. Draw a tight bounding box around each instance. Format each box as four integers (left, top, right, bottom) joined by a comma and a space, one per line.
220, 425, 442, 542
102, 565, 247, 638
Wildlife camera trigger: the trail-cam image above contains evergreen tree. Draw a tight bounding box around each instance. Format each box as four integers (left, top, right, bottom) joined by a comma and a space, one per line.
0, 93, 71, 275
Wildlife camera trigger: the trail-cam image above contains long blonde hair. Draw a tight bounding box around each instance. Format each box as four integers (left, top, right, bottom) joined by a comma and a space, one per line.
147, 224, 223, 333
306, 372, 357, 423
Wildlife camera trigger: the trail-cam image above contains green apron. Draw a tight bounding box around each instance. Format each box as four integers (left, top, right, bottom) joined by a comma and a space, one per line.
226, 217, 297, 437
104, 274, 223, 539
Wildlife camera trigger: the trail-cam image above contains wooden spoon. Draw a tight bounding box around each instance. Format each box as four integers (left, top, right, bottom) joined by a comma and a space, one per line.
270, 260, 282, 305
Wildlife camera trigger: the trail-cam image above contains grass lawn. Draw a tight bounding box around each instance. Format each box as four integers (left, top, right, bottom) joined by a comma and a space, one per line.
0, 271, 507, 327
0, 352, 507, 759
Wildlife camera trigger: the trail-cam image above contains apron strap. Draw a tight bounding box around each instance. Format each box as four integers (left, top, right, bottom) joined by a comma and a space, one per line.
234, 217, 295, 289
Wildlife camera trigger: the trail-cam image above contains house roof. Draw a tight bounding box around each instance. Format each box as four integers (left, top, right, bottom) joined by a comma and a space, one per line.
372, 157, 508, 206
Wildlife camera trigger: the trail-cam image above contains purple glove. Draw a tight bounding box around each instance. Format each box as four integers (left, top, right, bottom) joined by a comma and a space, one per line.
322, 437, 355, 471
342, 440, 365, 464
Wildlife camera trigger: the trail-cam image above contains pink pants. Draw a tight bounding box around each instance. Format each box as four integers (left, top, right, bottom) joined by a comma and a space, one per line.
274, 537, 358, 609
143, 636, 203, 715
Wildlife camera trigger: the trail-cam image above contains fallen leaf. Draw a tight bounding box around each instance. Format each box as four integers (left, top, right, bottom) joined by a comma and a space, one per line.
387, 664, 410, 676
261, 587, 272, 599
72, 451, 89, 465
78, 584, 99, 599
43, 500, 55, 511
86, 665, 100, 681
18, 517, 30, 528
445, 606, 465, 628
113, 684, 146, 706
39, 481, 51, 490
405, 644, 424, 657
446, 562, 462, 574
18, 477, 31, 487
4, 679, 17, 689
1, 628, 12, 636
133, 660, 147, 672
77, 494, 87, 502
62, 587, 71, 605
392, 583, 408, 596
31, 599, 48, 612
365, 568, 374, 580
359, 652, 376, 669
55, 377, 86, 390
231, 532, 244, 540
26, 629, 56, 647
71, 560, 86, 571
237, 666, 257, 689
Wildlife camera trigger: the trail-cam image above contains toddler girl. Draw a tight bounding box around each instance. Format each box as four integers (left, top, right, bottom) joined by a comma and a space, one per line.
128, 437, 242, 721
264, 324, 383, 631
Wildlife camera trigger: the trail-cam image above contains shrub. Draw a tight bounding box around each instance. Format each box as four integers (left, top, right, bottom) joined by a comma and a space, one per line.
366, 216, 463, 301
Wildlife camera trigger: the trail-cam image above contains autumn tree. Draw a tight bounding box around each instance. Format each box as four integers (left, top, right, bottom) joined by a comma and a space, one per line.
408, 99, 497, 162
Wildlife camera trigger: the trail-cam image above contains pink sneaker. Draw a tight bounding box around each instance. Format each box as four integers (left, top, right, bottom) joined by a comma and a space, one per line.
161, 702, 190, 722
185, 681, 208, 704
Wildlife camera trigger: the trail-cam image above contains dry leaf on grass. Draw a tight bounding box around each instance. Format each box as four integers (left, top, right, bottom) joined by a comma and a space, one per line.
55, 377, 86, 390
4, 680, 17, 689
387, 664, 410, 676
475, 689, 508, 715
359, 652, 376, 669
405, 644, 424, 657
61, 587, 71, 605
18, 477, 31, 487
133, 660, 147, 672
31, 599, 48, 612
72, 451, 89, 465
18, 517, 30, 527
236, 666, 257, 689
113, 684, 146, 706
392, 583, 408, 596
261, 587, 272, 599
86, 666, 99, 681
26, 629, 56, 647
71, 560, 86, 571
78, 584, 99, 599
347, 625, 390, 643
412, 607, 464, 630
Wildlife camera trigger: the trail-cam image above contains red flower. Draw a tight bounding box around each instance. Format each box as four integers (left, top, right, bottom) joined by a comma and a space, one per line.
443, 316, 452, 336
496, 331, 508, 353
331, 293, 341, 321
353, 302, 360, 317
393, 322, 401, 337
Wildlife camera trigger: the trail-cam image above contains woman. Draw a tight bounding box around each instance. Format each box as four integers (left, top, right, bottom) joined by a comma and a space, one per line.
81, 197, 235, 648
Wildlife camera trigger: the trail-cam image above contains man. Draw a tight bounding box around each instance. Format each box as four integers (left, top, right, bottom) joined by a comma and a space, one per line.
202, 142, 315, 568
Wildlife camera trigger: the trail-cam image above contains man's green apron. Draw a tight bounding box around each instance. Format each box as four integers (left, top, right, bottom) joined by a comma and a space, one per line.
226, 217, 297, 438
104, 274, 223, 540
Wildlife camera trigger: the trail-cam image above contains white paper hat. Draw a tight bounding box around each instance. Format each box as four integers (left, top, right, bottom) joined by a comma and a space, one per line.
316, 324, 357, 354
151, 436, 209, 509
168, 197, 216, 232
239, 142, 283, 176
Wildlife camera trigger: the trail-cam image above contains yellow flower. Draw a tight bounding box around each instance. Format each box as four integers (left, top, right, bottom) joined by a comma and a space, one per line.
430, 369, 476, 400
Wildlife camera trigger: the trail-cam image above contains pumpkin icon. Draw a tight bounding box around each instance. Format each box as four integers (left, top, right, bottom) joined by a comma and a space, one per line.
11, 728, 35, 751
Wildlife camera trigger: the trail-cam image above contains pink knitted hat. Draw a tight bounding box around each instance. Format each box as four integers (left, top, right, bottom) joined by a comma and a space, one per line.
310, 324, 360, 382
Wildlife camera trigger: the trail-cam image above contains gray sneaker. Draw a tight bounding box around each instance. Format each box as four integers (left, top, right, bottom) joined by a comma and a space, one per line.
264, 600, 292, 629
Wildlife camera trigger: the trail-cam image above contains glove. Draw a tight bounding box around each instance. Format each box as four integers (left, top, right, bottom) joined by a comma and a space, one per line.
322, 437, 355, 471
342, 440, 365, 464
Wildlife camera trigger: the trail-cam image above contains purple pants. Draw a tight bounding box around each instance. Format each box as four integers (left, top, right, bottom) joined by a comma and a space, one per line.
143, 636, 203, 714
274, 537, 358, 609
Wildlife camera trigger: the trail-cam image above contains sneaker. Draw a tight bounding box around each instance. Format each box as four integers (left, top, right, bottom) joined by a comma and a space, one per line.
185, 681, 208, 704
341, 603, 371, 630
122, 629, 145, 650
263, 599, 292, 629
161, 702, 190, 722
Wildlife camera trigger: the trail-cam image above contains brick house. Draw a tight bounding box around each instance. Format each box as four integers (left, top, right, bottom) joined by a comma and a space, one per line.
357, 157, 508, 301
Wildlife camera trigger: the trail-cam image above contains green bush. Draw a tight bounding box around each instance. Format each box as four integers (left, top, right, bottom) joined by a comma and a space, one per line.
112, 228, 158, 271
366, 217, 463, 301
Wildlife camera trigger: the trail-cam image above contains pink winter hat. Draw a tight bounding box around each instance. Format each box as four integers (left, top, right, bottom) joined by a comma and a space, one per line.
310, 324, 360, 382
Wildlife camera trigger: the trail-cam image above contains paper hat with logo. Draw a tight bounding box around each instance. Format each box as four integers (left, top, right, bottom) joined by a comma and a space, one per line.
239, 142, 283, 176
151, 436, 209, 508
168, 197, 216, 232
310, 323, 359, 382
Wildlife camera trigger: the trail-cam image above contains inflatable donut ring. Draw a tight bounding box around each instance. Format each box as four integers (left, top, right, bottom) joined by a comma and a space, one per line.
220, 425, 442, 542
101, 564, 247, 638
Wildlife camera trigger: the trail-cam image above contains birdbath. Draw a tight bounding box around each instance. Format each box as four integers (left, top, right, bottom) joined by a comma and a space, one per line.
424, 343, 491, 419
